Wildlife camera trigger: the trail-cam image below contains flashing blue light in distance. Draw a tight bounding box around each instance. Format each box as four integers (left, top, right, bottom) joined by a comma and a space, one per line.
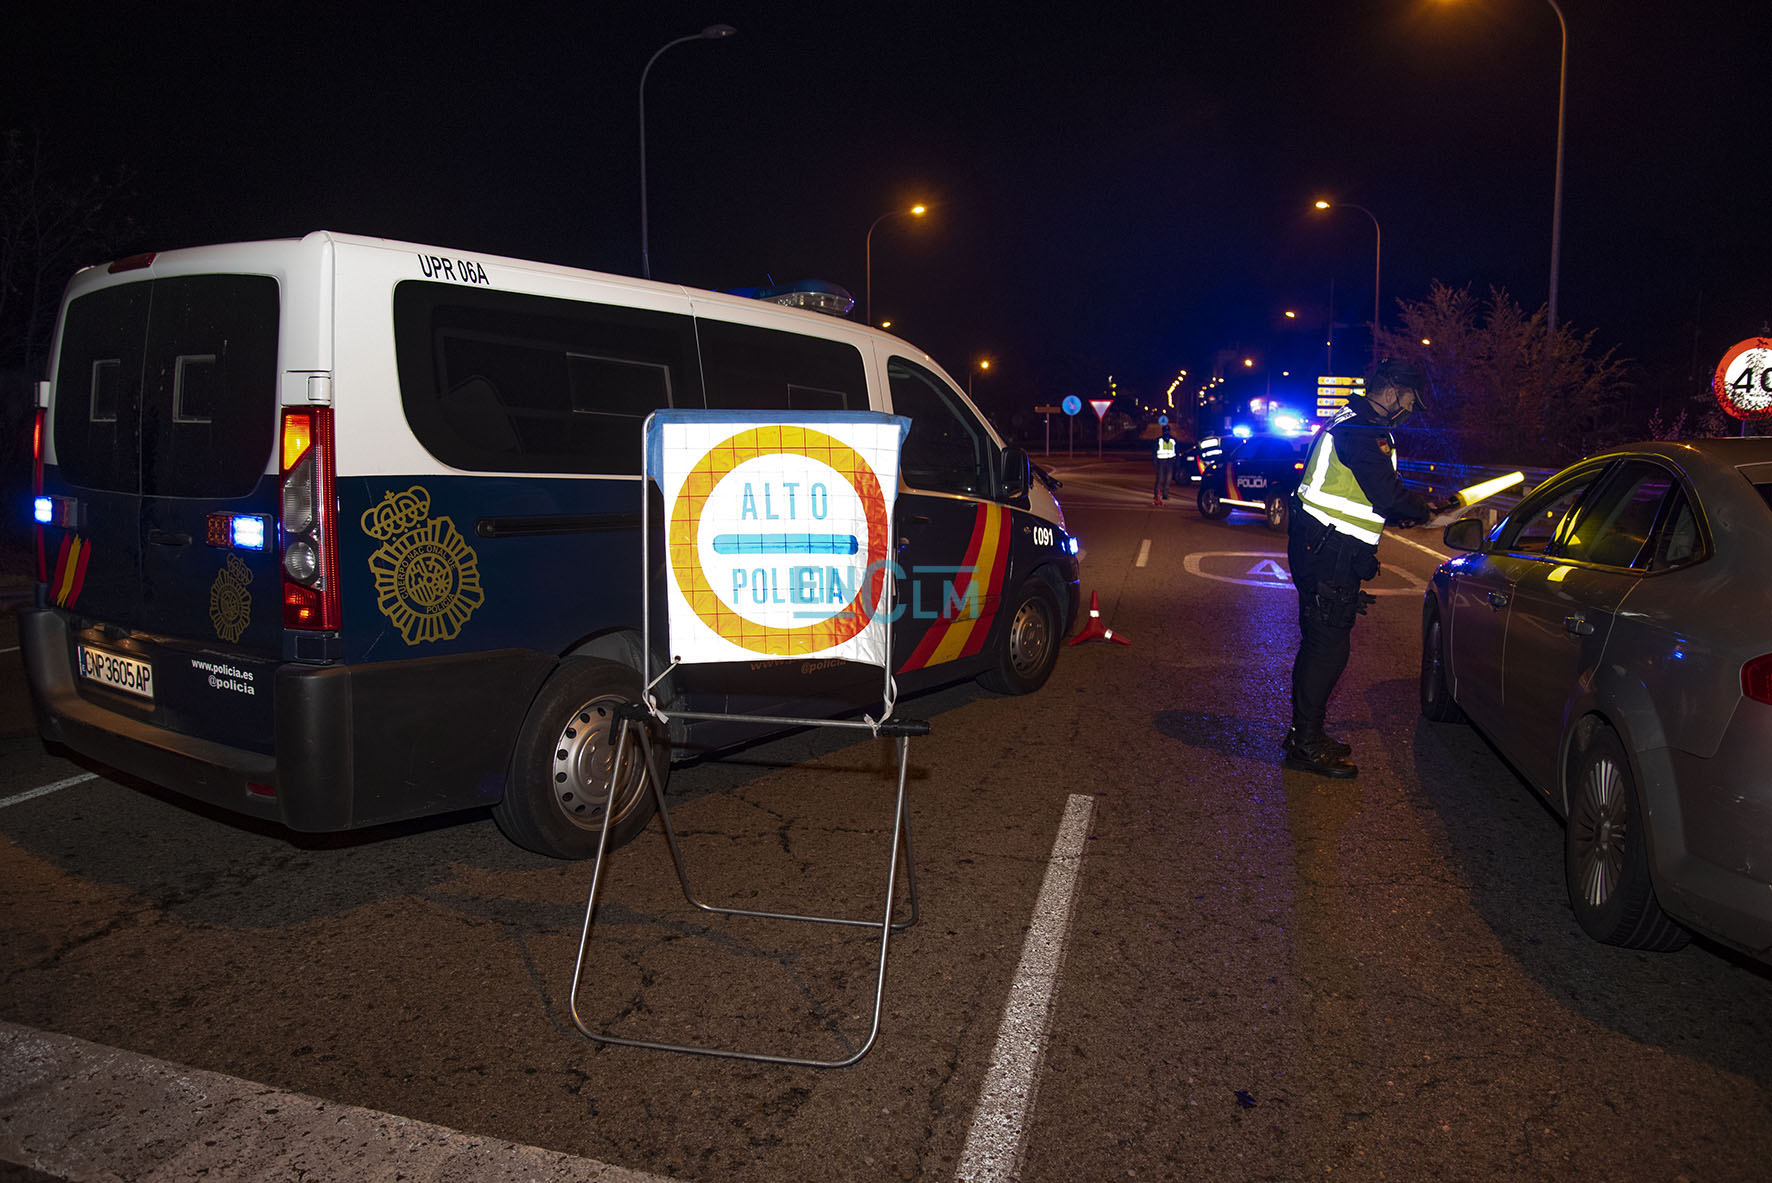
1232, 425, 1253, 439
232, 515, 267, 551
33, 497, 52, 524
1272, 413, 1305, 435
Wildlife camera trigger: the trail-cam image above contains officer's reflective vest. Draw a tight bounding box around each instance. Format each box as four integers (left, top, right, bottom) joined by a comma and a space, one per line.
1156, 437, 1177, 460
1297, 410, 1389, 545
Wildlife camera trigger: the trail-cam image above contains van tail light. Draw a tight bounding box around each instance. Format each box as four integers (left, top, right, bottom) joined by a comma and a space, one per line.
279, 408, 340, 630
32, 409, 46, 582
1743, 655, 1772, 706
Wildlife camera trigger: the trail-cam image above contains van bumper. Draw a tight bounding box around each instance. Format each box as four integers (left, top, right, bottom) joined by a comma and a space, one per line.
19, 606, 553, 832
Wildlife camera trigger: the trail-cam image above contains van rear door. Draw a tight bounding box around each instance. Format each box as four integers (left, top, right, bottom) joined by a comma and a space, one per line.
48, 273, 283, 655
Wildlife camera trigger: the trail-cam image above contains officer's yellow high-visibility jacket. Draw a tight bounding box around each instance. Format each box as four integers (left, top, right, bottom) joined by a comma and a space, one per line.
1297, 409, 1389, 545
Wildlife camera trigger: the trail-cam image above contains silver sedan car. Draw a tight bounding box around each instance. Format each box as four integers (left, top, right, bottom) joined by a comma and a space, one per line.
1420, 438, 1772, 960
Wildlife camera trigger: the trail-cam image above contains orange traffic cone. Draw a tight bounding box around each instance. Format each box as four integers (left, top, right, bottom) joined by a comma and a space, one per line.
1068, 590, 1130, 646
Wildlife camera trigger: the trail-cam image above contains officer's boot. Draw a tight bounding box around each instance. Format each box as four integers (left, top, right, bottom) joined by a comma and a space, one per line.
1280, 727, 1351, 759
1282, 727, 1357, 778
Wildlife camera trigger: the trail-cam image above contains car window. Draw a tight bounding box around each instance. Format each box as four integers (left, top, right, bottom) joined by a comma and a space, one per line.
888, 357, 992, 497
1649, 488, 1703, 570
1556, 460, 1674, 568
1500, 469, 1603, 555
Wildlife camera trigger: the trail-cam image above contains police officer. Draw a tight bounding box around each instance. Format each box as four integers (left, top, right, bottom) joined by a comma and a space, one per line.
1153, 425, 1178, 505
1284, 360, 1451, 777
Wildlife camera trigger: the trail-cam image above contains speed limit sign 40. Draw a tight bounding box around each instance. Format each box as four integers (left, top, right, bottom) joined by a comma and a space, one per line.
1714, 337, 1772, 420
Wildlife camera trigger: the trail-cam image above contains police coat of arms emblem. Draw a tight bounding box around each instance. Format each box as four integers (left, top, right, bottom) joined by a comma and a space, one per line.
361, 486, 485, 645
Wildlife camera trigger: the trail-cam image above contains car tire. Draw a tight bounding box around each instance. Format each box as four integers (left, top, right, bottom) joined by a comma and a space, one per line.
494, 657, 663, 860
1563, 728, 1689, 951
1265, 493, 1289, 532
977, 577, 1061, 695
1198, 486, 1230, 520
1419, 611, 1467, 723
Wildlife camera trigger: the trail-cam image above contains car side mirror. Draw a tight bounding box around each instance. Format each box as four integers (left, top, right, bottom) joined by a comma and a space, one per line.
999, 446, 1031, 500
1443, 516, 1487, 553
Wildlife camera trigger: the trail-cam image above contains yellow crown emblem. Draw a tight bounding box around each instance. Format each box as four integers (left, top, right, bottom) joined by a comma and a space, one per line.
361, 486, 432, 540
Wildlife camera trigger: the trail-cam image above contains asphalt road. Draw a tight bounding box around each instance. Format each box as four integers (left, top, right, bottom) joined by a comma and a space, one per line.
4, 452, 1772, 1182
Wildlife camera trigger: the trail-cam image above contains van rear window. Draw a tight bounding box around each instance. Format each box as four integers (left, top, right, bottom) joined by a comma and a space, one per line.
52, 275, 279, 497
395, 283, 702, 475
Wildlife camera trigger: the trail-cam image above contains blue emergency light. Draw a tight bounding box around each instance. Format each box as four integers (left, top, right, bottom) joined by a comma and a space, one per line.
232, 515, 267, 551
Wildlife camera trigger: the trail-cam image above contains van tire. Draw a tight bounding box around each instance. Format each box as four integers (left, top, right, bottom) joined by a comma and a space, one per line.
494, 657, 663, 860
1198, 486, 1231, 520
978, 578, 1061, 695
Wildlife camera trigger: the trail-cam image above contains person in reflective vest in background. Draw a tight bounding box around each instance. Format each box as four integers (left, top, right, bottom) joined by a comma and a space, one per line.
1152, 425, 1178, 506
1284, 360, 1454, 777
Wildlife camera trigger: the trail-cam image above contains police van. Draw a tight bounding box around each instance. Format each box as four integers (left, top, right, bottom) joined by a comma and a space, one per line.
23, 231, 1080, 858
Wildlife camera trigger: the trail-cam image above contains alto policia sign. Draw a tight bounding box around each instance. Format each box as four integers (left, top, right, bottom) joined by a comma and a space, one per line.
647, 410, 910, 666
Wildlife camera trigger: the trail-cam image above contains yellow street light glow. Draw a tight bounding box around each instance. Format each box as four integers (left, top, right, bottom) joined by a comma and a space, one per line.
1421, 337, 1432, 345
1243, 358, 1254, 367
910, 204, 927, 216
1285, 310, 1297, 318
978, 358, 990, 370
1457, 471, 1526, 505
1314, 200, 1331, 210
880, 320, 893, 329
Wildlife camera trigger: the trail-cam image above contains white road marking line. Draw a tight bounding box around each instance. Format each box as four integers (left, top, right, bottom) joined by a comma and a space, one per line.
0, 1020, 675, 1183
1135, 539, 1151, 567
956, 793, 1096, 1183
1384, 528, 1451, 561
0, 773, 99, 810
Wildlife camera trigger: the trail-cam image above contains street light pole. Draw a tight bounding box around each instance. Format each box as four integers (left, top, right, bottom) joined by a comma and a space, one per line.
865, 204, 927, 326
639, 24, 735, 280
1545, 0, 1567, 342
1313, 200, 1381, 366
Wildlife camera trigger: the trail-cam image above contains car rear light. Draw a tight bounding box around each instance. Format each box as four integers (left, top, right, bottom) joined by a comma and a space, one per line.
279, 408, 340, 630
1743, 655, 1772, 705
107, 252, 156, 273
32, 409, 45, 582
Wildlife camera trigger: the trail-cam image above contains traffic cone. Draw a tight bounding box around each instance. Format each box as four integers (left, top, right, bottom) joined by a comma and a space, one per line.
1068, 590, 1130, 646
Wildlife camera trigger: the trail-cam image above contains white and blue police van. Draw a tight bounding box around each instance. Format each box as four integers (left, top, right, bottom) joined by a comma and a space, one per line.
22, 231, 1080, 858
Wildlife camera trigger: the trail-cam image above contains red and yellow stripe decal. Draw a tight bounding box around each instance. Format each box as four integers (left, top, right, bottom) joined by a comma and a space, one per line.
51, 534, 92, 608
900, 503, 1011, 672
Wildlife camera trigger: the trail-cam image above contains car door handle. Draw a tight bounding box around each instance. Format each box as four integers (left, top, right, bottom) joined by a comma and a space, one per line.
1564, 615, 1595, 636
147, 529, 191, 547
1486, 591, 1509, 609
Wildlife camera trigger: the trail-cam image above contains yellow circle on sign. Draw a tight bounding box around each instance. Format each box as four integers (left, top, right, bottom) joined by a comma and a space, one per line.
668, 426, 890, 656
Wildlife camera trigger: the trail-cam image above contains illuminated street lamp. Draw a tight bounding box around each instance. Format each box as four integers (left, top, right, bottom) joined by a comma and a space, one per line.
1312, 199, 1381, 365
968, 356, 991, 398
639, 23, 736, 280
865, 203, 928, 326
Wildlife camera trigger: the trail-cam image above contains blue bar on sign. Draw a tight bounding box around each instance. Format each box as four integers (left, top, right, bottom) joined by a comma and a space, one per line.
711, 533, 859, 555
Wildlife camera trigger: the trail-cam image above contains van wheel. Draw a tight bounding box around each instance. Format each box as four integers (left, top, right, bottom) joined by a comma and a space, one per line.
1564, 728, 1688, 951
1265, 494, 1289, 532
1198, 486, 1230, 520
978, 578, 1061, 695
495, 658, 663, 860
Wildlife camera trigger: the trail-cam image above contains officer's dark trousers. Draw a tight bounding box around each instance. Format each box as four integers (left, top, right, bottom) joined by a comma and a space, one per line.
1287, 507, 1378, 734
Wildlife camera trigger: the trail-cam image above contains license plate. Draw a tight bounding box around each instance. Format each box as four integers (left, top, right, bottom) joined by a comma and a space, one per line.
76, 645, 154, 701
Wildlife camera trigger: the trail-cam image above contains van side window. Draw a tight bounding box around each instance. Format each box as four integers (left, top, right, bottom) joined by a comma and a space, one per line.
395, 282, 700, 475
887, 357, 991, 497
697, 318, 868, 412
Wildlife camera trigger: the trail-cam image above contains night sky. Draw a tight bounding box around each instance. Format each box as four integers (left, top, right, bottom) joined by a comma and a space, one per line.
7, 0, 1768, 428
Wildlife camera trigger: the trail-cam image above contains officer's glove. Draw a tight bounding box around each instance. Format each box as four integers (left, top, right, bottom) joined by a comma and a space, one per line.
1428, 494, 1461, 514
